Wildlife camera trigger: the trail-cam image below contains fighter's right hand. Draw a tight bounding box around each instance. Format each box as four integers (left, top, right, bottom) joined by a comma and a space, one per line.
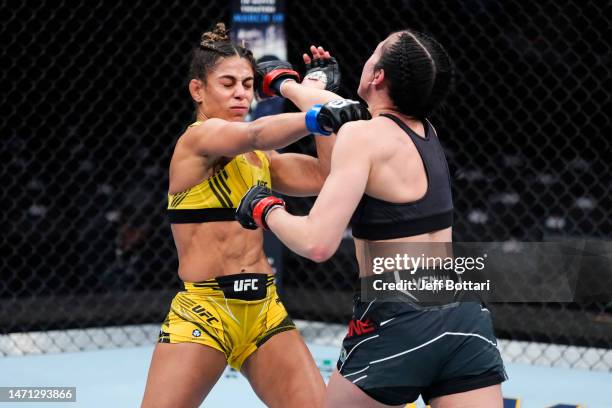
257, 60, 301, 98
235, 185, 286, 230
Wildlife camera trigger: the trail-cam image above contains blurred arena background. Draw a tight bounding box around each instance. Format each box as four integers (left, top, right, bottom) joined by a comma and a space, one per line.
1, 0, 611, 406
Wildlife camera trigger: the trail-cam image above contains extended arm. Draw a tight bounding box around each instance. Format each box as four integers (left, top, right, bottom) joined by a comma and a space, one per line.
236, 121, 372, 261
273, 80, 339, 192
264, 48, 369, 196
184, 56, 328, 158
280, 82, 340, 112
182, 113, 310, 158
268, 99, 370, 196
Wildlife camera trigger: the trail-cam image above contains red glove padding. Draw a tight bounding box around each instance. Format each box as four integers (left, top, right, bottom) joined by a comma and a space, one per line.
252, 195, 285, 230
257, 60, 300, 98
235, 185, 286, 230
262, 69, 300, 97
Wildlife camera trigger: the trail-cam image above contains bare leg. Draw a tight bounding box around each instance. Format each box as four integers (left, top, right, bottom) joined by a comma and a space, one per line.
429, 384, 503, 408
241, 330, 326, 408
141, 342, 227, 408
324, 370, 404, 408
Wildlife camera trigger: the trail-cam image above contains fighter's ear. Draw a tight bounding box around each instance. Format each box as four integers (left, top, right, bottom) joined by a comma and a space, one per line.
189, 78, 205, 104
371, 68, 385, 86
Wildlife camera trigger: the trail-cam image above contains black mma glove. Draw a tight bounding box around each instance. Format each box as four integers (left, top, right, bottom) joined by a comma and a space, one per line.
257, 60, 301, 98
305, 99, 371, 135
235, 186, 286, 230
303, 57, 341, 93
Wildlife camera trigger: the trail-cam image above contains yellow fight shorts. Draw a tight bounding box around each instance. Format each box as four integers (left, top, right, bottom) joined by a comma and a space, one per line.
158, 273, 296, 370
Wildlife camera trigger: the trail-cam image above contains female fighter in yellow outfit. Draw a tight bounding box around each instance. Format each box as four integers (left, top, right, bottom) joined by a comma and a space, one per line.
140, 23, 367, 408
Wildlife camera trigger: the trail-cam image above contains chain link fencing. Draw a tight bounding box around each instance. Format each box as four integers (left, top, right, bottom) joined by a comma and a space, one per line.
1, 0, 611, 370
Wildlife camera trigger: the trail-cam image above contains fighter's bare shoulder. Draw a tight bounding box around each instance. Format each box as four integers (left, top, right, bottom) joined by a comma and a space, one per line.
335, 115, 385, 148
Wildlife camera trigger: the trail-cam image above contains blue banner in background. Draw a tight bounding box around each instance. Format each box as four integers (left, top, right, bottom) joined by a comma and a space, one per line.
231, 0, 286, 60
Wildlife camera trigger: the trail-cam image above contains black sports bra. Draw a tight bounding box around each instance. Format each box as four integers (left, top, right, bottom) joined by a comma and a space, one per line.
349, 114, 453, 240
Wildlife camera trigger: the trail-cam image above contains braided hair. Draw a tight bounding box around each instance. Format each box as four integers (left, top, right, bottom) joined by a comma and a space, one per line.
188, 22, 256, 83
375, 30, 454, 117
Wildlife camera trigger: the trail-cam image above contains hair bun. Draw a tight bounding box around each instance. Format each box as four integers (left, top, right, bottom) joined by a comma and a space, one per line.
200, 22, 230, 49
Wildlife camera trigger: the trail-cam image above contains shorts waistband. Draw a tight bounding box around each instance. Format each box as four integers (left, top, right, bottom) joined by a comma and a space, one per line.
352, 292, 463, 316
184, 273, 275, 301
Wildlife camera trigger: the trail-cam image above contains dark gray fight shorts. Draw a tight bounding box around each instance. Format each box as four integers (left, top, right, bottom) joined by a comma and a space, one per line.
337, 297, 507, 405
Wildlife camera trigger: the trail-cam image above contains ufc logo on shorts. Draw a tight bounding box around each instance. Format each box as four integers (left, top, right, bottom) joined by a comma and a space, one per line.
234, 278, 258, 291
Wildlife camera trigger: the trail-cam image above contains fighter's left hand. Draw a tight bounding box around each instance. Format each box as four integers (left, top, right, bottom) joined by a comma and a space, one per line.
302, 45, 341, 92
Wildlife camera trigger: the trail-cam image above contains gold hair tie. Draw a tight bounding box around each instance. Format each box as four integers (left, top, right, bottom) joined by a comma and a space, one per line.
200, 41, 217, 51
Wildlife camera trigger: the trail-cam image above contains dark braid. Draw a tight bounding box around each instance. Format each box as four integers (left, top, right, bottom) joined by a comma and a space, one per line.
397, 39, 414, 105
376, 29, 454, 117
188, 22, 256, 84
420, 33, 454, 115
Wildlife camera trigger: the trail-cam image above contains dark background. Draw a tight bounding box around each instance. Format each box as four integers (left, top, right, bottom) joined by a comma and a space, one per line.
1, 1, 610, 354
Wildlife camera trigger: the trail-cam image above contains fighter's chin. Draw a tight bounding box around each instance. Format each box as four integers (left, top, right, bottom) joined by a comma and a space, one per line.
357, 85, 365, 100
228, 114, 247, 122
226, 107, 249, 121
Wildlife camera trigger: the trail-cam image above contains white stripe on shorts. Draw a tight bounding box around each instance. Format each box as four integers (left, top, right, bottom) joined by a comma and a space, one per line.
369, 331, 497, 365
352, 375, 368, 384
342, 365, 370, 378
339, 334, 380, 372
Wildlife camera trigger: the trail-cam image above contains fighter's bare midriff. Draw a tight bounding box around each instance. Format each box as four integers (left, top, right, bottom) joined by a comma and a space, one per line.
172, 221, 273, 282
354, 227, 453, 278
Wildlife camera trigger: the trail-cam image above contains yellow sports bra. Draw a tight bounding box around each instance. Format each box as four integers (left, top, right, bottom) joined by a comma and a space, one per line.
167, 122, 271, 223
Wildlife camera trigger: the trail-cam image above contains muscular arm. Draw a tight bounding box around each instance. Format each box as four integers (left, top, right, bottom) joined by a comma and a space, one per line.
265, 122, 371, 261
268, 82, 342, 196
267, 46, 355, 194
182, 113, 310, 158
268, 124, 336, 196
268, 150, 325, 196
280, 80, 341, 112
